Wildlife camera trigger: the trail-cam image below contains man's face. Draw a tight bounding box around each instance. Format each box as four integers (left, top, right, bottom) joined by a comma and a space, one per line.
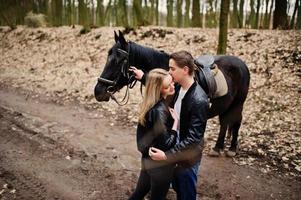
169, 59, 184, 84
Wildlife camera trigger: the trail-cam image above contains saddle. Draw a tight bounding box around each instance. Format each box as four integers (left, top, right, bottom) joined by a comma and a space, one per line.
194, 55, 228, 99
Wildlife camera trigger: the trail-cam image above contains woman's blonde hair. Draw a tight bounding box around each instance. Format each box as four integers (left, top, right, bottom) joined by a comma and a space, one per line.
138, 68, 169, 125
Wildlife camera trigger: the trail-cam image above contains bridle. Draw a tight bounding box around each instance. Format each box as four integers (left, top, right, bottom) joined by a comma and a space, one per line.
97, 48, 138, 106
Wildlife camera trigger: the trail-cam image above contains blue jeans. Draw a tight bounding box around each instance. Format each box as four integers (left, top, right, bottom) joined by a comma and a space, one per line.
172, 162, 200, 200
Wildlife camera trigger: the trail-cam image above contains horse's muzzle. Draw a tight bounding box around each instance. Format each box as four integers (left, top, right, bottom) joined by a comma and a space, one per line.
95, 93, 110, 102
94, 82, 111, 102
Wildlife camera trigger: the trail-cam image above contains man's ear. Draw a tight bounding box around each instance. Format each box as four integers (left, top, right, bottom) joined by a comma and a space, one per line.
114, 31, 119, 43
183, 66, 190, 75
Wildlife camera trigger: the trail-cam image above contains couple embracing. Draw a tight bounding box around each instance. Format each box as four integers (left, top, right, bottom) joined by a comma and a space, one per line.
128, 51, 209, 200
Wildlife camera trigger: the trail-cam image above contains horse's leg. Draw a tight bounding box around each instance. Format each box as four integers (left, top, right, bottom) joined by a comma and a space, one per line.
225, 121, 241, 157
208, 115, 228, 157
208, 94, 234, 157
225, 104, 243, 157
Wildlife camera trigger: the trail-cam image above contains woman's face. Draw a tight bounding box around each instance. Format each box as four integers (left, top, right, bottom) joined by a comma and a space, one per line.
161, 74, 175, 98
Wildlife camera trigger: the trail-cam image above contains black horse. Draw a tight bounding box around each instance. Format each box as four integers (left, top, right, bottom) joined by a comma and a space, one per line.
94, 31, 250, 157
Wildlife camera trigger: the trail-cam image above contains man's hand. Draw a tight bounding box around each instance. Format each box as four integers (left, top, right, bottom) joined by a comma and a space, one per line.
149, 147, 167, 161
129, 66, 144, 80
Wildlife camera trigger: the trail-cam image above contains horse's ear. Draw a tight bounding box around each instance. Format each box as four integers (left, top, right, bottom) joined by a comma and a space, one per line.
114, 31, 119, 43
118, 30, 127, 46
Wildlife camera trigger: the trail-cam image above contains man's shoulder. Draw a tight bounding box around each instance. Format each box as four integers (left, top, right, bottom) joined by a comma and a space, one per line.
193, 83, 208, 97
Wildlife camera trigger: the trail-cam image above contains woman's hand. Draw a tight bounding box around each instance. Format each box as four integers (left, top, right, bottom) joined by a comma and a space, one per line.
129, 66, 144, 80
169, 108, 178, 122
169, 108, 179, 131
149, 147, 167, 161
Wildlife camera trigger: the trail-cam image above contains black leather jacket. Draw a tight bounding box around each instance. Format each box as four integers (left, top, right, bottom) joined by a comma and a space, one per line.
166, 81, 209, 167
136, 99, 177, 158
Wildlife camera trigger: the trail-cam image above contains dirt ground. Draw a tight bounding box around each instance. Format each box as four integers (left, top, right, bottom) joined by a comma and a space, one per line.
0, 26, 300, 199
0, 87, 300, 200
0, 86, 301, 200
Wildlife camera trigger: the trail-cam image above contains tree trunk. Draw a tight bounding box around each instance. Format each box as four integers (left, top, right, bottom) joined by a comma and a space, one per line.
56, 0, 63, 26
192, 0, 201, 27
255, 0, 260, 28
155, 0, 159, 25
217, 0, 230, 54
184, 0, 190, 27
78, 0, 88, 26
97, 0, 104, 26
116, 0, 128, 27
290, 0, 299, 28
248, 0, 256, 28
206, 0, 216, 28
238, 0, 244, 28
105, 0, 112, 25
231, 0, 239, 28
149, 0, 155, 24
273, 0, 288, 29
176, 0, 183, 27
113, 0, 117, 26
133, 0, 145, 26
297, 0, 301, 29
263, 0, 270, 29
167, 0, 174, 26
202, 0, 206, 28
143, 0, 149, 22
0, 2, 17, 29
268, 0, 274, 29
91, 0, 95, 25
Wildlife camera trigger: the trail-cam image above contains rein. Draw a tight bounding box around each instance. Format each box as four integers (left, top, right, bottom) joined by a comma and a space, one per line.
97, 47, 138, 106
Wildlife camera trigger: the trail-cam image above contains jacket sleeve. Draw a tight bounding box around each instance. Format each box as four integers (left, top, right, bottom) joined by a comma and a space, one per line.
136, 107, 177, 155
166, 98, 208, 158
155, 108, 177, 149
136, 123, 153, 155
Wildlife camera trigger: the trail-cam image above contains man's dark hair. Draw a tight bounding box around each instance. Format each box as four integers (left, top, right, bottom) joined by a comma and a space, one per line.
170, 50, 196, 76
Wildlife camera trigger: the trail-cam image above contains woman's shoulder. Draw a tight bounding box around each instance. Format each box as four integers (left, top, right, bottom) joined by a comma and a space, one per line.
153, 99, 168, 111
148, 99, 168, 118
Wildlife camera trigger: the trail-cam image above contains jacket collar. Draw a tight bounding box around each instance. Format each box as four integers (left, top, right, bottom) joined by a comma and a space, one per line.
172, 81, 197, 105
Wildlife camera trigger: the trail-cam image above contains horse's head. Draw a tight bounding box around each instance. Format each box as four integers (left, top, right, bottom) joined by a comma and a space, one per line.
94, 31, 135, 102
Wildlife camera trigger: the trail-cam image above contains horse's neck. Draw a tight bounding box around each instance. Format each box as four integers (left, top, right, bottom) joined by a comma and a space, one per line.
129, 42, 169, 72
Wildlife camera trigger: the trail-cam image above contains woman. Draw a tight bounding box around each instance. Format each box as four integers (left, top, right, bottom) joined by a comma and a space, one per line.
128, 68, 178, 200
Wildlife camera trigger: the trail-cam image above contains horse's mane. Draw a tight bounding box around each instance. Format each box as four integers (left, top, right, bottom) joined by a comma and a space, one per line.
128, 41, 170, 71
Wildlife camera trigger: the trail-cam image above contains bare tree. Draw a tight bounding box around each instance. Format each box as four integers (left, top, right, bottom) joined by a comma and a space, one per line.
290, 0, 299, 28
155, 0, 159, 25
231, 0, 239, 28
217, 0, 230, 54
273, 0, 288, 29
96, 0, 104, 26
133, 0, 147, 26
263, 0, 270, 28
176, 0, 183, 27
297, 0, 301, 29
238, 0, 244, 28
184, 0, 190, 27
167, 0, 173, 26
255, 0, 261, 28
192, 0, 201, 27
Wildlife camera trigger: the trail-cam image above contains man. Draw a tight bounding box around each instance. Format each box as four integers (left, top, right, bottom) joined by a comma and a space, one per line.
149, 50, 209, 200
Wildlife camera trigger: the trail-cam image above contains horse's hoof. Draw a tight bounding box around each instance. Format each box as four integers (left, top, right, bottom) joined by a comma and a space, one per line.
208, 148, 221, 157
225, 150, 236, 157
